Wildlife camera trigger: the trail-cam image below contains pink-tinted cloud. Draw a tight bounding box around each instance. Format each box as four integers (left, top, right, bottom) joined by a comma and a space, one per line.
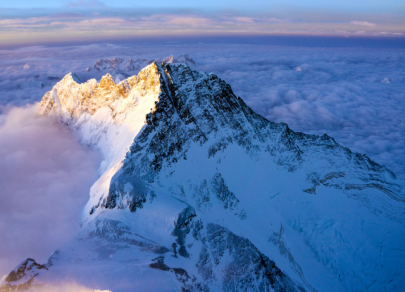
0, 11, 404, 46
234, 17, 255, 23
350, 21, 376, 27
166, 16, 212, 26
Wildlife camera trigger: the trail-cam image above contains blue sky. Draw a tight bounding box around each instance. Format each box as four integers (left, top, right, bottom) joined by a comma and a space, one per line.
1, 0, 405, 12
0, 0, 404, 46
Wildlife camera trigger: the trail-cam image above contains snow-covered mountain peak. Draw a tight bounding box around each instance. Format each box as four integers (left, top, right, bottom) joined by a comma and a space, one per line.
163, 54, 196, 66
2, 62, 404, 292
89, 54, 195, 74
60, 72, 82, 84
99, 72, 115, 83
39, 63, 164, 211
40, 62, 162, 121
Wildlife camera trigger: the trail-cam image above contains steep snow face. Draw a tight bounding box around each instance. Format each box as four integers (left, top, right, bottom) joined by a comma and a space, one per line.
101, 63, 404, 291
2, 63, 404, 292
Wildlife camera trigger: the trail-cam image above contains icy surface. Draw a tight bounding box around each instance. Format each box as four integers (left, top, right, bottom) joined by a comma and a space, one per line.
1, 62, 404, 292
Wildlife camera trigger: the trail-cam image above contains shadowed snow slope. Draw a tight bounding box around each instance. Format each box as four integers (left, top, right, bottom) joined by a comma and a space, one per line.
1, 62, 404, 292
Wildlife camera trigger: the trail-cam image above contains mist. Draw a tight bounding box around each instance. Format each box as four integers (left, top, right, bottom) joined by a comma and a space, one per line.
0, 104, 101, 278
26, 283, 110, 292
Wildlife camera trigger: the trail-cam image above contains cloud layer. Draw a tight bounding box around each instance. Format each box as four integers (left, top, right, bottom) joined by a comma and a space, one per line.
0, 41, 404, 277
0, 105, 100, 278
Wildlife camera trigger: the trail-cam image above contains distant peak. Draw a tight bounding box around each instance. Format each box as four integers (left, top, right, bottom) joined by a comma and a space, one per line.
381, 78, 391, 84
62, 72, 82, 84
163, 55, 174, 63
165, 54, 196, 66
88, 54, 196, 75
71, 73, 82, 84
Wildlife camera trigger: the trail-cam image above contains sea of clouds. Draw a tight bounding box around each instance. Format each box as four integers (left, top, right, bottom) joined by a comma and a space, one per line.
0, 40, 404, 277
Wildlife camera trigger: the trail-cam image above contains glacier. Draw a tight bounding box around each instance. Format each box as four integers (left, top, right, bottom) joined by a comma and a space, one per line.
1, 62, 404, 292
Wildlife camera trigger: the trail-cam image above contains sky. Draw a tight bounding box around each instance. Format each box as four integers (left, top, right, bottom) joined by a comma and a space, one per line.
0, 0, 405, 47
1, 0, 404, 11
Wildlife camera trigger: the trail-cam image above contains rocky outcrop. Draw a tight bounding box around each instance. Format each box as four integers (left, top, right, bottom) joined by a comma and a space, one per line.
1, 259, 48, 292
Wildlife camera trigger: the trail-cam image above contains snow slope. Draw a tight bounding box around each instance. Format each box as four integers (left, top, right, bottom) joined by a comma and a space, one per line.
1, 62, 404, 292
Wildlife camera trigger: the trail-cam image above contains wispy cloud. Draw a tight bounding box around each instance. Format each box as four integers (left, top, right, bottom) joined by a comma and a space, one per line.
0, 10, 403, 46
165, 16, 213, 26
350, 21, 376, 27
234, 17, 255, 23
67, 0, 106, 8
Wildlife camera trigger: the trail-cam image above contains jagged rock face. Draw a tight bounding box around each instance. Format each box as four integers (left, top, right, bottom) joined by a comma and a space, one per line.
124, 63, 394, 179
2, 62, 404, 292
104, 63, 401, 219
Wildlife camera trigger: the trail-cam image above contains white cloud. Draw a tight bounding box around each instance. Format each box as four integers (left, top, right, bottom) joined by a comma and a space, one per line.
350, 21, 376, 27
234, 17, 255, 23
0, 105, 100, 277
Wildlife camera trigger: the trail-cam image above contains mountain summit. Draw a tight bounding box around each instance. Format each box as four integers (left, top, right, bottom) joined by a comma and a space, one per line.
2, 62, 404, 292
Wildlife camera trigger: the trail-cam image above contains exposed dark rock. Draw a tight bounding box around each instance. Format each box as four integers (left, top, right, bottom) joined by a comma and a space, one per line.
172, 206, 197, 258
1, 259, 48, 292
